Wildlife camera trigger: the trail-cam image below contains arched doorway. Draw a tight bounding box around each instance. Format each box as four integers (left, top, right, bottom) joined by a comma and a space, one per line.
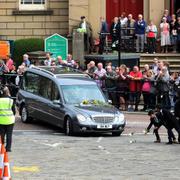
170, 0, 180, 17
106, 0, 143, 26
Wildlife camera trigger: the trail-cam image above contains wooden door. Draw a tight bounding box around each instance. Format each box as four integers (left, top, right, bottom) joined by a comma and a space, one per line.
106, 0, 144, 27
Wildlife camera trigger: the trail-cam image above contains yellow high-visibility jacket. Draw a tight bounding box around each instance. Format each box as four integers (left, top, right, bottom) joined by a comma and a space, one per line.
0, 97, 15, 125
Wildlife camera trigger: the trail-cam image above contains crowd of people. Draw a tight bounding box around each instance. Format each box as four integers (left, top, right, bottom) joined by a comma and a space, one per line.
98, 9, 180, 54
0, 52, 180, 113
85, 58, 180, 112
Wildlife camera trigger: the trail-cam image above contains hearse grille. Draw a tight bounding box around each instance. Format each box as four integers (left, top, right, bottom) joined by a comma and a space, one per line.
92, 116, 114, 124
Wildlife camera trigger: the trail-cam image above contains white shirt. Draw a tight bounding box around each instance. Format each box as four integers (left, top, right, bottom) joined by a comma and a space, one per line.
81, 22, 87, 31
121, 17, 128, 27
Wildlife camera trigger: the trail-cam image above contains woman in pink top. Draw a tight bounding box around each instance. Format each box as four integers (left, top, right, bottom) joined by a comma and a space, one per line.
160, 17, 171, 53
5, 55, 15, 72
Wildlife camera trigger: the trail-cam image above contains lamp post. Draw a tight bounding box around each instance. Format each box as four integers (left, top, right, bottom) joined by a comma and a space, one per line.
118, 19, 121, 67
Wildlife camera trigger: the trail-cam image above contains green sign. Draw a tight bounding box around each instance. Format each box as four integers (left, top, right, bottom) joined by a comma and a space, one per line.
45, 33, 68, 60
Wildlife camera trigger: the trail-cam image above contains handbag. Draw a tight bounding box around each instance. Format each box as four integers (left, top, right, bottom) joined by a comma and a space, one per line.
142, 82, 151, 92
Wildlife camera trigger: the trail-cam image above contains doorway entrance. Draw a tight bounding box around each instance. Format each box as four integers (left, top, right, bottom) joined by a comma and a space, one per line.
106, 0, 143, 26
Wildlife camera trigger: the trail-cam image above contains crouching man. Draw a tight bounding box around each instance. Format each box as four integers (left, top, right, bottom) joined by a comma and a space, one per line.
146, 110, 162, 143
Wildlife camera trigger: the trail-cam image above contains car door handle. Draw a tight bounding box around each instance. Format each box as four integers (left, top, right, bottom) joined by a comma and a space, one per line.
48, 103, 59, 110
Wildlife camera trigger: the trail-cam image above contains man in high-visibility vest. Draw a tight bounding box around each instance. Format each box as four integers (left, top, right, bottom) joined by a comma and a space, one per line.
0, 86, 15, 152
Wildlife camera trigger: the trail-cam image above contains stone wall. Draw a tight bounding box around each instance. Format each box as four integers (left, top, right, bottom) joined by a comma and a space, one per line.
69, 0, 106, 38
0, 0, 69, 40
0, 0, 170, 40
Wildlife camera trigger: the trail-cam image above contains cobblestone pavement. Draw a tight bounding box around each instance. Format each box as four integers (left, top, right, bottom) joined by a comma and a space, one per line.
8, 113, 180, 180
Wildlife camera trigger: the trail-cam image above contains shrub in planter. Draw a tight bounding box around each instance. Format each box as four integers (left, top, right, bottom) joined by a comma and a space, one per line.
13, 38, 44, 67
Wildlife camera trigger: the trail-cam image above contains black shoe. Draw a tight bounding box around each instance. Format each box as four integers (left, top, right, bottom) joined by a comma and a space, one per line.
166, 142, 173, 145
173, 139, 179, 144
6, 149, 11, 152
154, 140, 161, 143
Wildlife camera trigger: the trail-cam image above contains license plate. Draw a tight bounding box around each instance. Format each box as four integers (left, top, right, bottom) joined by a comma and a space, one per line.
97, 124, 112, 129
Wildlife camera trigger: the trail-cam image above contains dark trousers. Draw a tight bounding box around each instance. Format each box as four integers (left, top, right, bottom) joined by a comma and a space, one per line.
84, 34, 92, 53
142, 92, 150, 110
154, 127, 160, 141
157, 92, 171, 110
177, 35, 180, 53
129, 92, 141, 110
98, 36, 106, 54
147, 37, 156, 53
167, 128, 176, 142
105, 87, 117, 107
0, 124, 14, 151
165, 118, 180, 143
149, 93, 156, 109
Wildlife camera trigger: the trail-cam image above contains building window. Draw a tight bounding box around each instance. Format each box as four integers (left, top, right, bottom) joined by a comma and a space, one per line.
19, 0, 46, 10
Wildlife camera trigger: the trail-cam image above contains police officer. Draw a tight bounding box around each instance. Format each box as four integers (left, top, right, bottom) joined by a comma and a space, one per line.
156, 105, 180, 144
0, 86, 15, 152
174, 90, 180, 122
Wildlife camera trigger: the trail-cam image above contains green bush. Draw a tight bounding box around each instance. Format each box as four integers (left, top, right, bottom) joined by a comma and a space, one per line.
13, 38, 44, 67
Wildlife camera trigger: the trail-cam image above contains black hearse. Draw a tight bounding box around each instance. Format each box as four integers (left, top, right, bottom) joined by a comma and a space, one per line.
16, 66, 126, 136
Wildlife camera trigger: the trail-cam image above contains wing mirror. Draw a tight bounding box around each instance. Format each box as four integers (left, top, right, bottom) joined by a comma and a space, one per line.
53, 100, 62, 106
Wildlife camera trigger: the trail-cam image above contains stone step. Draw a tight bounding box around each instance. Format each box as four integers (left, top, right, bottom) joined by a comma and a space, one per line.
139, 53, 180, 72
140, 59, 180, 62
140, 53, 180, 57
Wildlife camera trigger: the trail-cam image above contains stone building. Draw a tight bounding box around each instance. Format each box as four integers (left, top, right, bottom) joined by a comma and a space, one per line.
0, 0, 69, 40
0, 0, 179, 40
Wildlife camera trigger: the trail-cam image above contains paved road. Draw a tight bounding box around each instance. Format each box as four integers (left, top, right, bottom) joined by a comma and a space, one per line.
14, 112, 166, 134
8, 113, 180, 180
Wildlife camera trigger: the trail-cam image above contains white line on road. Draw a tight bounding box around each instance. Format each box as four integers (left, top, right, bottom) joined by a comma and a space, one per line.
41, 142, 62, 148
98, 145, 111, 154
96, 137, 103, 143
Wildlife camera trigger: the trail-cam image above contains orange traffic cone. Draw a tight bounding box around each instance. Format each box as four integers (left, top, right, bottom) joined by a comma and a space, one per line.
2, 152, 11, 180
0, 136, 2, 151
0, 144, 5, 178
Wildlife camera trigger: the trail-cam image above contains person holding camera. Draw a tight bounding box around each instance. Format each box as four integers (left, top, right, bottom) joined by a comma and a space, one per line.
0, 86, 15, 152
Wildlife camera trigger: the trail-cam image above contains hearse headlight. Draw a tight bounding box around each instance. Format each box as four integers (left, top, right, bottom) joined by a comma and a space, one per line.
114, 114, 125, 123
77, 114, 87, 122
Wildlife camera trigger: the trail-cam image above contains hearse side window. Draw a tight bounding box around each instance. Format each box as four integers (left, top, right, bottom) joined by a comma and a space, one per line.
39, 76, 52, 100
23, 72, 39, 94
51, 82, 60, 101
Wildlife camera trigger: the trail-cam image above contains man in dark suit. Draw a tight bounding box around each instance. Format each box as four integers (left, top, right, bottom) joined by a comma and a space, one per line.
156, 105, 180, 144
110, 17, 120, 49
98, 17, 108, 54
78, 16, 93, 53
174, 90, 180, 122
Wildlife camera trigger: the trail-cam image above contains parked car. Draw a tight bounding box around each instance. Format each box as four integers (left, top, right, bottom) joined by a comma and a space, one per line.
16, 66, 126, 136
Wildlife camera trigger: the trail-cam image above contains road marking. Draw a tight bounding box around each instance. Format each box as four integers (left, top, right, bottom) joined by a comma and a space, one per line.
13, 166, 40, 173
98, 145, 111, 154
41, 142, 62, 148
96, 137, 103, 143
